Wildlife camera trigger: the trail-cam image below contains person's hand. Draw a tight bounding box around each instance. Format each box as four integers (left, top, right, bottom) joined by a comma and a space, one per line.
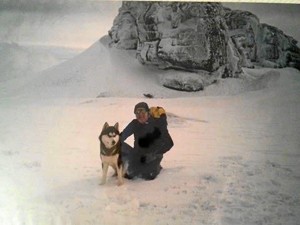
140, 155, 147, 163
138, 127, 161, 148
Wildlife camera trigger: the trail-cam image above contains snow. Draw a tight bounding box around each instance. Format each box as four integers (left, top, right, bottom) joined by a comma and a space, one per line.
1, 35, 300, 225
0, 42, 81, 82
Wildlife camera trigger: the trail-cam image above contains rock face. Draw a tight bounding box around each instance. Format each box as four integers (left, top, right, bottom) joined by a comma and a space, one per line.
109, 2, 240, 75
108, 2, 300, 91
224, 9, 300, 70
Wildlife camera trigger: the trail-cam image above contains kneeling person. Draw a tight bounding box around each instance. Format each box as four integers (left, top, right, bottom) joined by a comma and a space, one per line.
121, 102, 173, 180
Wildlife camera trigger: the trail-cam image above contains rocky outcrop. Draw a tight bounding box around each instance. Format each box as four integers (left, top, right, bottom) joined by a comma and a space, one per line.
160, 72, 205, 92
108, 2, 300, 91
109, 2, 241, 76
258, 24, 300, 69
224, 9, 300, 70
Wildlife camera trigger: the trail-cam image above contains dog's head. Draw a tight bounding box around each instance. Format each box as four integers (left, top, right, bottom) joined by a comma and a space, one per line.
99, 122, 120, 150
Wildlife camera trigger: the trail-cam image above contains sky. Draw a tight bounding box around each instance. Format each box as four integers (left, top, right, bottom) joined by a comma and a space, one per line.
0, 0, 120, 49
0, 1, 299, 50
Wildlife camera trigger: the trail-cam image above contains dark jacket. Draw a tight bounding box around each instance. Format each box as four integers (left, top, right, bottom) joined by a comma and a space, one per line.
121, 115, 173, 155
120, 115, 173, 179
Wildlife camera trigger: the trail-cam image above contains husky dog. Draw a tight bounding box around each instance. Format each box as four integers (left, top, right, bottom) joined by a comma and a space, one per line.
99, 122, 123, 186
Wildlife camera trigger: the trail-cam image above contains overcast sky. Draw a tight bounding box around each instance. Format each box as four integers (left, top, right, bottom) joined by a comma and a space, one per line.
0, 1, 299, 49
0, 0, 120, 49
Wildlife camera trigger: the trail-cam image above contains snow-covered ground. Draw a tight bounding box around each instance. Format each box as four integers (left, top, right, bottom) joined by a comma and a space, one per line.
1, 36, 300, 225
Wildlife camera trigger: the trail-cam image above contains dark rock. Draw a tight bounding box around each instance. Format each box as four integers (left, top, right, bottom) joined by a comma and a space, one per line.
224, 9, 300, 70
109, 2, 240, 76
160, 72, 204, 92
107, 2, 300, 92
144, 93, 154, 98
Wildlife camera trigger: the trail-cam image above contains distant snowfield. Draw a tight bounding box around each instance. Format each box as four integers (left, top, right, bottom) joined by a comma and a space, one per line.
0, 42, 81, 82
0, 36, 300, 225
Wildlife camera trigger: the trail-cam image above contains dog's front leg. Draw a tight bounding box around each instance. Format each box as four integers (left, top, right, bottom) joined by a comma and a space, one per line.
116, 165, 124, 186
100, 163, 109, 185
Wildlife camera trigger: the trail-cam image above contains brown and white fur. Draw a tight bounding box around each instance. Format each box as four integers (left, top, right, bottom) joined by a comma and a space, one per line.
99, 122, 123, 186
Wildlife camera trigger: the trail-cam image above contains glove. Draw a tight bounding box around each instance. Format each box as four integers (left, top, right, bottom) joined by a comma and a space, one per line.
140, 155, 147, 163
138, 127, 161, 148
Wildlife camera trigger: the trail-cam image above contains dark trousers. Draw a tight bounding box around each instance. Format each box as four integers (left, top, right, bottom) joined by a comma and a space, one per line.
121, 142, 163, 180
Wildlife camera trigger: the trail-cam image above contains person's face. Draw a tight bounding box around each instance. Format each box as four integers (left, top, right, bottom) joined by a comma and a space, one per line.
135, 108, 149, 124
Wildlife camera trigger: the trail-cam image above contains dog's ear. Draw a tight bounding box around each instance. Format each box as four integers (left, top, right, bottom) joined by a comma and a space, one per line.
114, 122, 119, 130
102, 122, 109, 131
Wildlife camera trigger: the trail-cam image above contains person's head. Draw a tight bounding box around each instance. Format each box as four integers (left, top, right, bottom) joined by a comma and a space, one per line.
134, 102, 150, 124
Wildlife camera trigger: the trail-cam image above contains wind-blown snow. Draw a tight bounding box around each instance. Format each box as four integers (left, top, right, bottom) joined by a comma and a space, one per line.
0, 35, 300, 225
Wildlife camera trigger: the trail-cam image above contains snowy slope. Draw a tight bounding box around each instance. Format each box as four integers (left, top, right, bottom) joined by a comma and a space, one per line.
2, 36, 286, 101
3, 37, 176, 99
0, 35, 300, 225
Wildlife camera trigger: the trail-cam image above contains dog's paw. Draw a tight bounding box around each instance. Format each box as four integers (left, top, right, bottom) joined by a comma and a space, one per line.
100, 180, 106, 185
117, 180, 124, 186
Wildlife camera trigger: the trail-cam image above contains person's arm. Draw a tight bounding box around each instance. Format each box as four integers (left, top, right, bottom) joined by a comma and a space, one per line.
154, 115, 174, 154
120, 120, 135, 142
